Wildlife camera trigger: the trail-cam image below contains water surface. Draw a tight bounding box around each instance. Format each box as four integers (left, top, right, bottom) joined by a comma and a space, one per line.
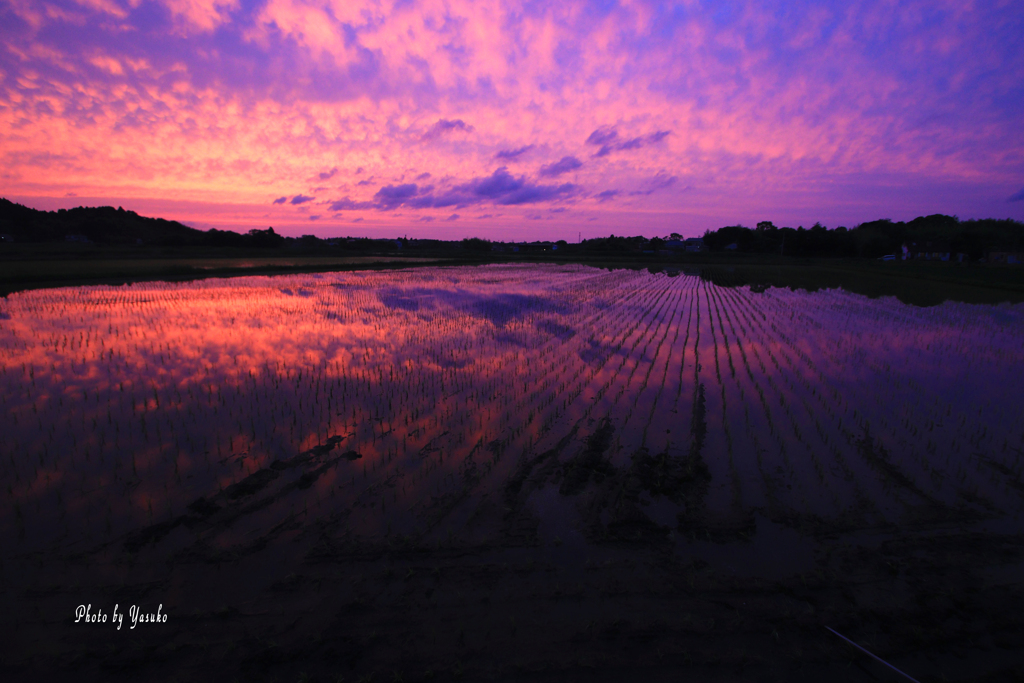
2, 263, 1023, 681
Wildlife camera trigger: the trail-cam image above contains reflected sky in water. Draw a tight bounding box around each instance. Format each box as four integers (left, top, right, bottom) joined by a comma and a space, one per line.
2, 264, 1023, 557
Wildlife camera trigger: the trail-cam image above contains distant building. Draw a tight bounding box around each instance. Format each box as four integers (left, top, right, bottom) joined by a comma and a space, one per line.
903, 241, 950, 261
490, 240, 562, 253
509, 242, 552, 253
988, 251, 1024, 265
660, 237, 704, 253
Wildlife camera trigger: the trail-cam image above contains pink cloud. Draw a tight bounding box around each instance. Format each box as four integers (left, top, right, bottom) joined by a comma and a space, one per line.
0, 0, 1020, 239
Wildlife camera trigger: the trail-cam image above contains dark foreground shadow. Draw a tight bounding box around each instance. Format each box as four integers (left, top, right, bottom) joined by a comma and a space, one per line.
3, 427, 1022, 683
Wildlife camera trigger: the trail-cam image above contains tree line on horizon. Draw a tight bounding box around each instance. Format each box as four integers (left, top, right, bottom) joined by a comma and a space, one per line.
699, 215, 1023, 259
1, 198, 1021, 259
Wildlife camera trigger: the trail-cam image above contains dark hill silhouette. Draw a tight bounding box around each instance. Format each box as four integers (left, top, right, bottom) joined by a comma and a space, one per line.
0, 199, 285, 248
0, 198, 209, 245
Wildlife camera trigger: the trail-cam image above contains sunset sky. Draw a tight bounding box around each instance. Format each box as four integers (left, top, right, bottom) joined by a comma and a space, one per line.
1, 0, 1023, 240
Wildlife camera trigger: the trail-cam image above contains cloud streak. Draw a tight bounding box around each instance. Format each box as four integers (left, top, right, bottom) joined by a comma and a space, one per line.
538, 156, 583, 178
586, 128, 671, 158
422, 119, 474, 141
495, 145, 534, 161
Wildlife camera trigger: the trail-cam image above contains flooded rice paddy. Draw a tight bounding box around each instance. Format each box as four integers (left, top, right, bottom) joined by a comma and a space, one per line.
2, 263, 1023, 682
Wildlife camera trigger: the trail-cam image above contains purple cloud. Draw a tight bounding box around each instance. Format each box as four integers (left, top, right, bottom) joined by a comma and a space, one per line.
586, 126, 619, 147
1010, 188, 1024, 202
596, 190, 621, 202
538, 156, 583, 177
318, 167, 338, 181
374, 183, 419, 209
423, 119, 474, 140
329, 197, 375, 211
364, 168, 576, 210
468, 168, 523, 198
588, 128, 671, 157
273, 196, 288, 205
446, 213, 460, 221
495, 145, 535, 160
454, 167, 577, 206
630, 174, 677, 196
290, 194, 315, 205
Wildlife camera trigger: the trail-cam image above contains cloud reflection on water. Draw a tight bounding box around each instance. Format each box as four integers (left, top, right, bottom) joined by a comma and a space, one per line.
1, 264, 1022, 559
